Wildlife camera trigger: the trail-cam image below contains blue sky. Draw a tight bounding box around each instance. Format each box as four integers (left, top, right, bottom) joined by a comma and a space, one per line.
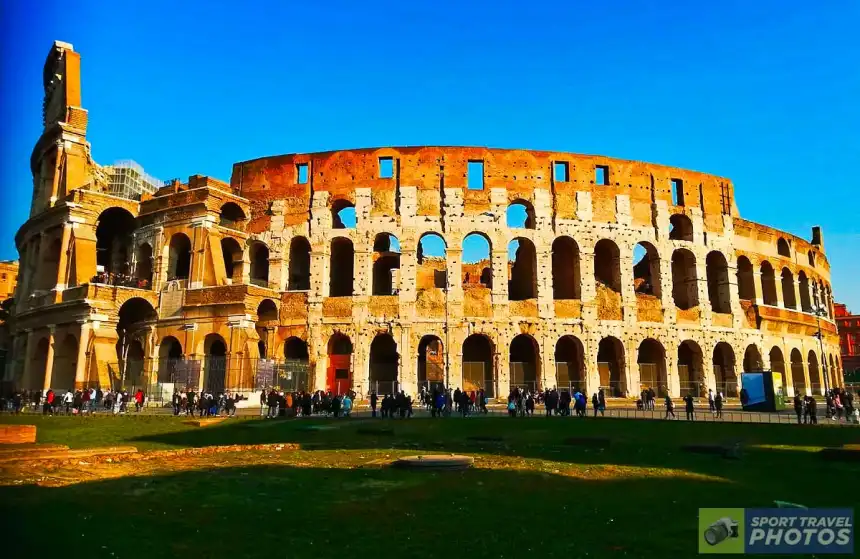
1, 1, 858, 308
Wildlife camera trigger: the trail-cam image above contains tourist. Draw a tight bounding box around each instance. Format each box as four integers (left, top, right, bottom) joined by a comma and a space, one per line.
342, 393, 352, 417
598, 389, 606, 416
715, 391, 724, 418
648, 387, 656, 410
805, 395, 818, 425
664, 394, 675, 419
134, 389, 144, 412
62, 390, 73, 414
507, 399, 516, 417
707, 389, 715, 415
42, 389, 53, 415
370, 391, 378, 418
793, 394, 803, 424
683, 393, 695, 421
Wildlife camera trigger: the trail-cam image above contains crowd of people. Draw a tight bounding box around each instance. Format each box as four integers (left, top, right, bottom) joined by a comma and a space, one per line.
793, 387, 856, 424
0, 387, 147, 415
170, 390, 243, 417
260, 389, 357, 418
91, 272, 150, 289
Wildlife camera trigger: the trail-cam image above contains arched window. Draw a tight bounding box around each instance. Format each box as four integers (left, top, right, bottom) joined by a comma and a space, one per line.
331, 200, 356, 229
760, 262, 778, 306
706, 251, 731, 313
256, 299, 278, 324
249, 242, 270, 287
777, 237, 791, 257
288, 237, 311, 291
736, 256, 755, 301
506, 199, 536, 229
508, 238, 537, 300
781, 268, 797, 309
594, 239, 621, 292
219, 203, 246, 228
221, 237, 242, 282
134, 243, 153, 286
552, 237, 581, 300
417, 233, 447, 289
372, 233, 401, 295
807, 250, 815, 267
669, 214, 694, 241
743, 344, 763, 372
671, 248, 698, 310
96, 207, 136, 276
168, 233, 192, 280
633, 242, 661, 297
329, 238, 354, 296
462, 233, 492, 289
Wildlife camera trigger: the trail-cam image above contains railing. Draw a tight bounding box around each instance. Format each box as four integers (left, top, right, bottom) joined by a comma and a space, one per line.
91, 274, 152, 289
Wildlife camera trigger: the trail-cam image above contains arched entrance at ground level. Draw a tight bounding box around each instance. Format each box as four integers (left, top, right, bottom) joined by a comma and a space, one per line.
29, 338, 50, 391
637, 339, 667, 396
203, 335, 227, 393
369, 334, 399, 395
52, 335, 79, 391
116, 298, 157, 387
157, 337, 183, 383
281, 337, 310, 392
554, 336, 584, 390
807, 350, 821, 394
769, 347, 787, 396
509, 334, 539, 391
789, 349, 805, 396
326, 334, 352, 395
123, 340, 145, 388
677, 341, 704, 397
597, 337, 625, 397
417, 336, 445, 391
463, 334, 494, 397
713, 343, 737, 397
743, 345, 763, 372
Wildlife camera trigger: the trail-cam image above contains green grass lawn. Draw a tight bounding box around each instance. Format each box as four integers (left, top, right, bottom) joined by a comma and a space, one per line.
1, 415, 858, 558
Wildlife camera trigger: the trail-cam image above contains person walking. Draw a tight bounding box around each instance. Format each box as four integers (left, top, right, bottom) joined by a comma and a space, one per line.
806, 395, 818, 425
793, 394, 803, 425
707, 389, 716, 416
664, 394, 675, 419
591, 393, 599, 417
597, 389, 606, 417
370, 391, 378, 418
715, 391, 724, 419
683, 393, 695, 421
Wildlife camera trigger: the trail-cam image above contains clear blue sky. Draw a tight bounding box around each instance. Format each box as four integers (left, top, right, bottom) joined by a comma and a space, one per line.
1, 1, 858, 308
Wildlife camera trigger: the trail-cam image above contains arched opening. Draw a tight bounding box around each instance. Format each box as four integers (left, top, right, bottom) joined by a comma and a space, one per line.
372, 233, 401, 295
249, 242, 270, 287
134, 243, 153, 287
508, 238, 537, 301
331, 200, 356, 229
219, 202, 246, 228
554, 335, 584, 390
769, 346, 786, 396
789, 348, 805, 395
760, 262, 778, 305
288, 236, 311, 290
671, 248, 699, 310
509, 334, 539, 391
798, 271, 811, 312
677, 340, 703, 397
417, 233, 447, 290
594, 239, 621, 293
326, 334, 353, 394
95, 207, 136, 277
463, 334, 494, 397
713, 342, 737, 396
157, 336, 183, 383
777, 237, 791, 258
462, 233, 492, 289
669, 214, 694, 241
781, 268, 797, 310
637, 339, 667, 396
806, 350, 821, 394
30, 337, 50, 390
417, 335, 445, 391
167, 233, 192, 281
256, 299, 278, 325
807, 251, 815, 267
369, 333, 399, 394
116, 298, 157, 384
220, 237, 242, 282
52, 334, 79, 391
597, 336, 625, 396
124, 340, 145, 387
282, 337, 310, 391
743, 344, 763, 372
736, 256, 755, 301
706, 251, 731, 313
552, 237, 581, 299
506, 199, 536, 229
203, 334, 227, 393
633, 242, 661, 297
258, 340, 267, 359
329, 238, 354, 296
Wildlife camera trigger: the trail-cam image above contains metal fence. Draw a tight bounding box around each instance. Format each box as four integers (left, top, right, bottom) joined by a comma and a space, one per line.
463, 361, 495, 398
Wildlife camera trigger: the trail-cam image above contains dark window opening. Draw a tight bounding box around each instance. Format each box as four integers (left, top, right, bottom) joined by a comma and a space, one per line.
595, 165, 609, 186
671, 178, 684, 206
553, 161, 569, 182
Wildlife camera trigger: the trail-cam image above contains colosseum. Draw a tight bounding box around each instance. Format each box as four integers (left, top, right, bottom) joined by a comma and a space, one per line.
6, 41, 845, 402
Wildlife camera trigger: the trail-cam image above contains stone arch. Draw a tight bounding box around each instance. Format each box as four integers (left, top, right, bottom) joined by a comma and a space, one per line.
284, 337, 309, 360
157, 336, 183, 383
287, 236, 311, 290
202, 333, 228, 393
597, 336, 626, 396
329, 237, 354, 296
331, 199, 356, 229
417, 233, 447, 289
769, 346, 786, 390
712, 342, 737, 396
372, 233, 401, 295
807, 350, 821, 394
326, 333, 353, 395
633, 242, 662, 297
807, 250, 815, 267
249, 241, 270, 287
134, 243, 153, 286
552, 236, 581, 300
789, 348, 805, 395
52, 334, 79, 391
760, 261, 778, 306
369, 333, 399, 394
221, 237, 242, 282
781, 267, 797, 309
554, 335, 585, 389
736, 256, 755, 301
677, 340, 704, 396
219, 202, 246, 227
116, 297, 157, 370
506, 199, 536, 229
167, 233, 192, 280
508, 237, 537, 301
743, 344, 763, 372
637, 338, 668, 396
462, 232, 492, 289
462, 333, 495, 397
671, 248, 699, 310
669, 213, 694, 241
509, 334, 540, 390
706, 251, 731, 313
594, 239, 621, 293
124, 339, 145, 387
256, 299, 278, 325
797, 271, 812, 312
777, 237, 791, 258
96, 207, 136, 276
417, 335, 445, 390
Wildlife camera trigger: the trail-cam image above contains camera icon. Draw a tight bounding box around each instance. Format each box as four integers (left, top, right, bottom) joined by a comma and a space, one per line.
704, 517, 739, 546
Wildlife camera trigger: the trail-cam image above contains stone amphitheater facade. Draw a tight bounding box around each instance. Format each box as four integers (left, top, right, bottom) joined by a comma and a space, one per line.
7, 41, 844, 400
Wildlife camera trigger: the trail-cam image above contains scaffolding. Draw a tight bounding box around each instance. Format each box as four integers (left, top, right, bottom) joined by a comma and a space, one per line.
103, 160, 163, 200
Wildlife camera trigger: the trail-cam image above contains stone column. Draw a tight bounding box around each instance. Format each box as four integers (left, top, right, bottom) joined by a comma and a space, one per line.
54, 222, 73, 291
536, 245, 554, 319
74, 322, 91, 388
43, 326, 57, 391
580, 251, 596, 321
491, 249, 509, 318
21, 330, 35, 389
752, 271, 764, 305
399, 326, 414, 394
696, 261, 712, 326
620, 251, 636, 324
